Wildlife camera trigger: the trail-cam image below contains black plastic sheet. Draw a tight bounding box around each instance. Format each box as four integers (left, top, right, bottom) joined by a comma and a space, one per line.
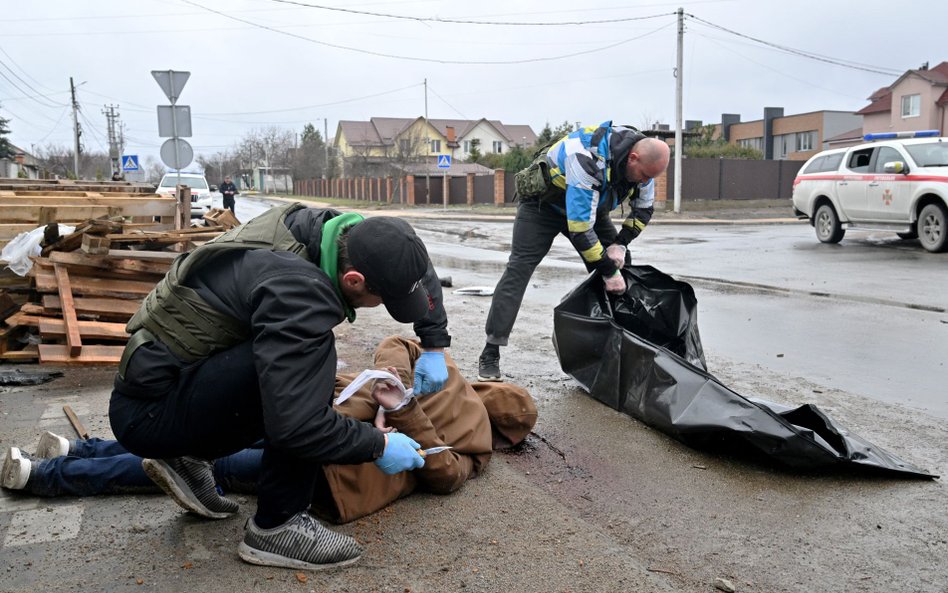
552, 265, 935, 478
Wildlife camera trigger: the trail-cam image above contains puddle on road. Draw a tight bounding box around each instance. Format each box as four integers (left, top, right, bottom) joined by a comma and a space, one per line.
647, 237, 708, 245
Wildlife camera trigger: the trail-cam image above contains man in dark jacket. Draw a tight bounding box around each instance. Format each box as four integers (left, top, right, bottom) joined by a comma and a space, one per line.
219, 175, 238, 215
110, 204, 451, 571
478, 121, 670, 382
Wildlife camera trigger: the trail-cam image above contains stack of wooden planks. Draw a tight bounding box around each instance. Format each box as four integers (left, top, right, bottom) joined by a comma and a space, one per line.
0, 177, 219, 364
0, 178, 178, 249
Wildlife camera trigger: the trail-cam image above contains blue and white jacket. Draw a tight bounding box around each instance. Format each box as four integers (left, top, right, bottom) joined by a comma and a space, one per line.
544, 120, 655, 276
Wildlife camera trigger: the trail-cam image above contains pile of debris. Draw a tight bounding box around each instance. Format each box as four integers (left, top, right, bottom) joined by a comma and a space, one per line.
0, 178, 241, 364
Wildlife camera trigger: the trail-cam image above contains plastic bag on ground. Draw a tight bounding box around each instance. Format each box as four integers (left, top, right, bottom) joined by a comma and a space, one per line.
552, 265, 935, 478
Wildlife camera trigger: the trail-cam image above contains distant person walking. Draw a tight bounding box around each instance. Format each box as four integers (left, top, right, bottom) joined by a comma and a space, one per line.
219, 175, 238, 216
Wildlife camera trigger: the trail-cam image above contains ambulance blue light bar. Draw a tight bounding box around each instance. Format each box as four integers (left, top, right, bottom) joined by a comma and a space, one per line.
864, 130, 940, 141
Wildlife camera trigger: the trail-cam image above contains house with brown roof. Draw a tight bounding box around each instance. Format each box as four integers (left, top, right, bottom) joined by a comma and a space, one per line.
333, 117, 537, 177
858, 61, 948, 137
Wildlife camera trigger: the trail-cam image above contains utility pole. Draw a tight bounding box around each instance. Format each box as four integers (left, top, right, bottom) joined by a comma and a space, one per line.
102, 104, 122, 177
424, 78, 430, 204
69, 77, 81, 179
673, 7, 684, 213
323, 117, 330, 179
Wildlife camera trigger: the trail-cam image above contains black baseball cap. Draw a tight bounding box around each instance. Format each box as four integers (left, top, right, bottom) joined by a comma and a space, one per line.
347, 217, 431, 323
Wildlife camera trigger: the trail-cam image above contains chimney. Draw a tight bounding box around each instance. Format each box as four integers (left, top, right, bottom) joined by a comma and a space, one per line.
763, 107, 784, 160
445, 126, 456, 143
720, 114, 741, 142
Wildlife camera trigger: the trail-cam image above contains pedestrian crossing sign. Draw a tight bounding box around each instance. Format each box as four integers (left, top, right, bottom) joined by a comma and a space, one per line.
437, 155, 451, 169
122, 155, 140, 171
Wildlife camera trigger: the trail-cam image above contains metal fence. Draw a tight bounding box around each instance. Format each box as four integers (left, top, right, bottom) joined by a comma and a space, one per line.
667, 158, 804, 201
295, 158, 804, 205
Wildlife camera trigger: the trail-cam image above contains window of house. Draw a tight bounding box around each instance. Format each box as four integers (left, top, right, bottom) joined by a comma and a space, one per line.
430, 139, 441, 153
774, 134, 793, 159
492, 140, 504, 153
737, 137, 763, 150
463, 140, 470, 153
796, 131, 816, 152
901, 94, 920, 118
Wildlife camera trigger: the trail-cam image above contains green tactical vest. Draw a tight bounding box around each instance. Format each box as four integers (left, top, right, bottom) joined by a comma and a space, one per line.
125, 202, 311, 364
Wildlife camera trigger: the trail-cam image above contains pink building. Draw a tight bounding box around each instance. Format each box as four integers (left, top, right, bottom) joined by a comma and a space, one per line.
858, 61, 948, 136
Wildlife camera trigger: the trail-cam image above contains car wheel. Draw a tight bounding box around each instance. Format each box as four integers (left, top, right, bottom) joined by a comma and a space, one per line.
917, 203, 948, 253
897, 230, 918, 240
814, 204, 844, 244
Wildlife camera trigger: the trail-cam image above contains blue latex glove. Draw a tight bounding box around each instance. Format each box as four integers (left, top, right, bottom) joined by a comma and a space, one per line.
375, 433, 425, 475
413, 351, 448, 395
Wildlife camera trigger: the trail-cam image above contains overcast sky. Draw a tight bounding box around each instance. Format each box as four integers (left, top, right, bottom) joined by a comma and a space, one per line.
2, 0, 945, 169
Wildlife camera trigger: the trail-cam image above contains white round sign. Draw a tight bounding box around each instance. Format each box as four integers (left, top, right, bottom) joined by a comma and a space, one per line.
160, 138, 193, 170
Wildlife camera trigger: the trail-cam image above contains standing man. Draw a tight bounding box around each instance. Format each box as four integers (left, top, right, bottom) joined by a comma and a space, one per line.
110, 203, 451, 571
219, 175, 238, 216
478, 121, 670, 382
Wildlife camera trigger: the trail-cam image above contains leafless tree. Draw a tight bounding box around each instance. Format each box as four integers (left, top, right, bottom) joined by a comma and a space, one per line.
142, 156, 166, 185
33, 143, 110, 180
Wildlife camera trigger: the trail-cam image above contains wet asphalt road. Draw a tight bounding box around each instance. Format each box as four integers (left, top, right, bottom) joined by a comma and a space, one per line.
410, 218, 948, 419
2, 201, 947, 593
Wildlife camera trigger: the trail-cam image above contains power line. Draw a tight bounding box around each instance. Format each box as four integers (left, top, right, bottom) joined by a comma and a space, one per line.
264, 0, 675, 26
0, 59, 67, 108
427, 85, 468, 120
685, 14, 902, 76
78, 109, 108, 152
183, 0, 675, 65
35, 106, 71, 144
0, 45, 60, 93
0, 103, 46, 131
195, 82, 424, 116
689, 32, 867, 101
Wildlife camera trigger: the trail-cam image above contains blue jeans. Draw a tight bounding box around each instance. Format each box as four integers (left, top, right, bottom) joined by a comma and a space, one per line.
25, 439, 263, 498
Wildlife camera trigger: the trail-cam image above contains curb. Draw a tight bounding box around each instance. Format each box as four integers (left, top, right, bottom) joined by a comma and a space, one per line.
248, 195, 802, 225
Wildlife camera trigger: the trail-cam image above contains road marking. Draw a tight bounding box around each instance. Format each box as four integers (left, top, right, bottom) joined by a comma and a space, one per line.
39, 398, 89, 428
4, 504, 84, 546
0, 491, 41, 513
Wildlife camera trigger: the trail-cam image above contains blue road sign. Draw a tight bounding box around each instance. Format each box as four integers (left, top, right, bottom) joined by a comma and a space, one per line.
122, 155, 140, 171
437, 155, 452, 169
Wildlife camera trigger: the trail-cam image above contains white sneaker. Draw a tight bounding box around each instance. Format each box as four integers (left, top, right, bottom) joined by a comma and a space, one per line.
36, 431, 70, 459
1, 447, 33, 490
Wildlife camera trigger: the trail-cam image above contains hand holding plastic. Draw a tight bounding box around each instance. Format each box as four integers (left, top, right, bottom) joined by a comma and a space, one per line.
413, 351, 448, 395
375, 433, 425, 475
603, 271, 626, 294
605, 243, 626, 268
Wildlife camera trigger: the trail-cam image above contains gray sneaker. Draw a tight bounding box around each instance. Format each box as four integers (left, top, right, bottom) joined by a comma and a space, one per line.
477, 348, 502, 382
142, 457, 238, 519
238, 512, 363, 570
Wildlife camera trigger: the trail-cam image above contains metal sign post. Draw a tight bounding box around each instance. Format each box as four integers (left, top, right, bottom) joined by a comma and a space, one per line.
437, 155, 452, 211
152, 70, 193, 190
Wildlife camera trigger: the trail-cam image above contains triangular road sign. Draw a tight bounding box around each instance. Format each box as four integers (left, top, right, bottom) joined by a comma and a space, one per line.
151, 70, 190, 103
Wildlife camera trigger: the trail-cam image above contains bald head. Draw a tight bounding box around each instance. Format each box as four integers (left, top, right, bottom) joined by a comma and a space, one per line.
625, 137, 670, 184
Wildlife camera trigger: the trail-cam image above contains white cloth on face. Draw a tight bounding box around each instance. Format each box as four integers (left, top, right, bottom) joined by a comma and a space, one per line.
334, 369, 414, 410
